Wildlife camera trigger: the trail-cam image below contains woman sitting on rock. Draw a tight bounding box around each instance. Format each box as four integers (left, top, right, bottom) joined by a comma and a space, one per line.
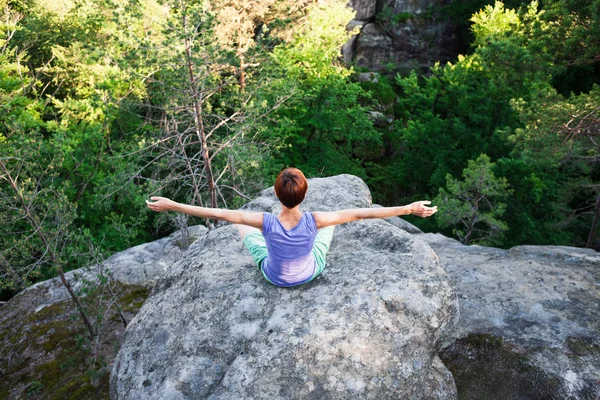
146, 168, 437, 287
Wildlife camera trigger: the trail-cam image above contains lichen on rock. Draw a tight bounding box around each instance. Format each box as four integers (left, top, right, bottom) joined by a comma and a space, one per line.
0, 217, 204, 399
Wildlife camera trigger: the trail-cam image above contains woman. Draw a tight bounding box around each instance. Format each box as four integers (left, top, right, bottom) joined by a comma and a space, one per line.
146, 168, 437, 287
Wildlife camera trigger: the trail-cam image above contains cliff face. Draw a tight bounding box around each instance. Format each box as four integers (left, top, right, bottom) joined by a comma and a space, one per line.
110, 175, 459, 399
344, 0, 463, 73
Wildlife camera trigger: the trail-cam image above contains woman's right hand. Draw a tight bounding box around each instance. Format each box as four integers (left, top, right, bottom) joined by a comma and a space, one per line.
146, 196, 176, 212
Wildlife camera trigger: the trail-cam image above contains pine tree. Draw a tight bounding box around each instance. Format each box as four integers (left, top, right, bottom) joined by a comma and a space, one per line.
434, 154, 512, 245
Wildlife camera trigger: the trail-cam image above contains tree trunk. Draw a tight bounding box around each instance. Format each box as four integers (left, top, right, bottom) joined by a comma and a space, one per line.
56, 263, 97, 337
239, 53, 246, 92
586, 193, 600, 249
182, 11, 218, 210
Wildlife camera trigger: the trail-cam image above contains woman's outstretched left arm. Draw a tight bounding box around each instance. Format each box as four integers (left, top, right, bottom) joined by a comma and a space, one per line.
313, 201, 437, 229
146, 196, 263, 229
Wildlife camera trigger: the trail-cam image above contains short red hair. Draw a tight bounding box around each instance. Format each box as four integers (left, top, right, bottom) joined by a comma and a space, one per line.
274, 168, 308, 208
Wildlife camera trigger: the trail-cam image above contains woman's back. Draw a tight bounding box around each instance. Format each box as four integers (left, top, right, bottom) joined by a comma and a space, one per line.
260, 212, 318, 287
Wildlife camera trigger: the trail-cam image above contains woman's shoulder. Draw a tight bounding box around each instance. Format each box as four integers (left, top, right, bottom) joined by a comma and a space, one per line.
303, 211, 318, 233
262, 211, 275, 230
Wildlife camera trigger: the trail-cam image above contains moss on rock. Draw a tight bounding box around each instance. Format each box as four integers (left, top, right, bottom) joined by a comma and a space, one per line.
0, 282, 151, 399
567, 336, 600, 357
439, 333, 566, 400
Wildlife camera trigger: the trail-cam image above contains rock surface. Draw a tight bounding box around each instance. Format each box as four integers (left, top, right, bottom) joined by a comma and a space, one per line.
420, 233, 600, 399
345, 0, 463, 73
0, 225, 207, 399
4, 171, 599, 399
110, 175, 459, 399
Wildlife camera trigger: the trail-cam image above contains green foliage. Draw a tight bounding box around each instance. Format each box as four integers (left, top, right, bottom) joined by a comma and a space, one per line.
534, 0, 600, 95
0, 0, 157, 300
358, 74, 397, 110
388, 2, 550, 202
434, 154, 511, 245
260, 1, 380, 179
376, 6, 413, 26
506, 83, 600, 247
436, 0, 530, 54
470, 1, 523, 45
383, 0, 596, 249
392, 50, 521, 197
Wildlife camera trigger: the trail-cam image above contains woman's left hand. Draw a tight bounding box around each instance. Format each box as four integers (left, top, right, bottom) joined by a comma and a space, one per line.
409, 201, 438, 218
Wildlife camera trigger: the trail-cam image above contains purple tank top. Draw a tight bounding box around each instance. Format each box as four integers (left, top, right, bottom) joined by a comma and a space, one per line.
261, 212, 318, 287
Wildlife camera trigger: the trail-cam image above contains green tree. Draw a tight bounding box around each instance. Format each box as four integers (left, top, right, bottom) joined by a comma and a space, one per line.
0, 23, 96, 331
391, 1, 551, 199
7, 0, 157, 253
508, 83, 600, 248
134, 0, 287, 233
258, 0, 380, 179
434, 154, 512, 245
534, 0, 600, 95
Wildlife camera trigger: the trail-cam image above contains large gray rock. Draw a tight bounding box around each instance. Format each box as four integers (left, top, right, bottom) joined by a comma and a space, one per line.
111, 175, 459, 399
349, 0, 377, 20
420, 233, 600, 399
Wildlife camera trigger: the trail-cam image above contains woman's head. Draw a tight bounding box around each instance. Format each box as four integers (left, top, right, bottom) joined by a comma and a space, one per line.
274, 168, 308, 209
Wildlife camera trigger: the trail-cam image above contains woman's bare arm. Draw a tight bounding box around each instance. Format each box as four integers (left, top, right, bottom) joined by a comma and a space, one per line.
146, 196, 263, 230
313, 201, 437, 229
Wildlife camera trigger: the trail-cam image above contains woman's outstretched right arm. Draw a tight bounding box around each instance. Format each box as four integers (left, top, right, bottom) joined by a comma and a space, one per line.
146, 196, 263, 230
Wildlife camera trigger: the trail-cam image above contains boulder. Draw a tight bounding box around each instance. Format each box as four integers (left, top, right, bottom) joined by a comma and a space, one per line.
110, 175, 459, 399
105, 225, 208, 287
420, 233, 600, 399
353, 22, 395, 70
348, 0, 377, 21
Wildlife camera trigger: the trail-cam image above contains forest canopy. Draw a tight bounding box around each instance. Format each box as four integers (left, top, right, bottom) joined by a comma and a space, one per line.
1, 0, 599, 301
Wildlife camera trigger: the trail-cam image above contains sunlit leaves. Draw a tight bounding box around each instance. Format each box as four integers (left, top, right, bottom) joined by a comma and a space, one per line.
259, 0, 378, 179
470, 1, 523, 45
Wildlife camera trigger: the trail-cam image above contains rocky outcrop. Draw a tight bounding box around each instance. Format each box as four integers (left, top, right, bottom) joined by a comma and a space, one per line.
0, 225, 207, 399
8, 171, 598, 400
345, 0, 463, 73
420, 233, 600, 399
110, 175, 459, 399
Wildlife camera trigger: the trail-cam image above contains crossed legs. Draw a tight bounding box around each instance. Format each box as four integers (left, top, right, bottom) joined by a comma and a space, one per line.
236, 224, 261, 241
237, 223, 335, 282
